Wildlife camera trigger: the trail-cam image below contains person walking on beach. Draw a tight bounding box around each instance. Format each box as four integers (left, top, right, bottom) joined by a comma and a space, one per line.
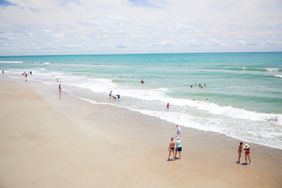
244, 144, 251, 164
58, 83, 62, 92
109, 91, 112, 99
167, 137, 175, 161
174, 137, 182, 160
237, 142, 243, 164
176, 125, 181, 137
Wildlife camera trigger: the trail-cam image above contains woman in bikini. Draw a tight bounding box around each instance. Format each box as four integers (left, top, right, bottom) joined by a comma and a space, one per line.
244, 144, 251, 164
167, 137, 175, 161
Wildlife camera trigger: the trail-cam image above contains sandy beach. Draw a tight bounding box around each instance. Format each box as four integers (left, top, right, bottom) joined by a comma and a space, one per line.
0, 80, 282, 188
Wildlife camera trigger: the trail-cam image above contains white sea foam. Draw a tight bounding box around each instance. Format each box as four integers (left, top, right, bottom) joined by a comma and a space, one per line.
0, 61, 23, 64
274, 75, 282, 79
54, 73, 282, 126
266, 67, 279, 72
10, 69, 282, 126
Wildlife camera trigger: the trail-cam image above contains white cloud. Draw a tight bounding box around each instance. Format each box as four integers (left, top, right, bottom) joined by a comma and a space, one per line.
0, 0, 281, 55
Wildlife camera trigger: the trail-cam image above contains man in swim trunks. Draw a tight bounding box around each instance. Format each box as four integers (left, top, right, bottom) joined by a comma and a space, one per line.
167, 137, 175, 161
237, 142, 243, 164
174, 137, 182, 160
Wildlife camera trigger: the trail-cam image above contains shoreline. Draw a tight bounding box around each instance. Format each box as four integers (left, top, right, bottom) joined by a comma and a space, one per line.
1, 80, 282, 187
2, 68, 282, 150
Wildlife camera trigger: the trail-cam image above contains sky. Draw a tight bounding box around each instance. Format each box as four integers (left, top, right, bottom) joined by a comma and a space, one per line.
0, 0, 282, 55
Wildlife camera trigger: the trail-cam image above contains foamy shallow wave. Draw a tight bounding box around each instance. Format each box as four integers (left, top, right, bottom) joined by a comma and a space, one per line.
0, 61, 23, 64
274, 75, 282, 79
164, 97, 282, 125
266, 67, 279, 72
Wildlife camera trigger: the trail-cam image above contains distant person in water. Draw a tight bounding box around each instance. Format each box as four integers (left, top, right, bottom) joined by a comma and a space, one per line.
109, 91, 112, 99
174, 137, 182, 160
166, 103, 170, 110
244, 144, 251, 164
167, 137, 175, 161
237, 142, 243, 164
116, 94, 120, 99
1, 70, 4, 74
176, 125, 181, 137
58, 83, 62, 92
140, 79, 144, 84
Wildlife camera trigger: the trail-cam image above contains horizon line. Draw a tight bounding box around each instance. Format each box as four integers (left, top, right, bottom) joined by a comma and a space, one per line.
0, 50, 282, 57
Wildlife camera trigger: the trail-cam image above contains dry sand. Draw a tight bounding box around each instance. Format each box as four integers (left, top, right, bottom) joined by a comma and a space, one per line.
0, 80, 282, 188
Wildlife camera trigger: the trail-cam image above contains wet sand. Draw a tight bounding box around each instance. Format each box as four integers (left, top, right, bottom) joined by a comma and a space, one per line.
0, 80, 282, 188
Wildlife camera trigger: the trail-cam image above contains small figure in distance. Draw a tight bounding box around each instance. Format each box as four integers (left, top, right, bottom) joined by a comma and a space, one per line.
29, 70, 32, 75
58, 83, 62, 92
167, 137, 175, 161
244, 144, 251, 165
116, 94, 120, 99
166, 102, 170, 110
237, 142, 243, 164
140, 79, 144, 84
174, 137, 182, 160
1, 70, 4, 74
109, 91, 112, 99
176, 125, 181, 138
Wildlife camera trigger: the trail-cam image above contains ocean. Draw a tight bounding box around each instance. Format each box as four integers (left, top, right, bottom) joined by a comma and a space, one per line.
1, 52, 282, 149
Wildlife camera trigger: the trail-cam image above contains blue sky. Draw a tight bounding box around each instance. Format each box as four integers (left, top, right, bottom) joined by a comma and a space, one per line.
0, 0, 282, 55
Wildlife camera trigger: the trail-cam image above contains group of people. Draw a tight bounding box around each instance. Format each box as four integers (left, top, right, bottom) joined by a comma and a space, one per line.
167, 125, 252, 166
167, 125, 182, 161
189, 83, 207, 89
109, 91, 120, 100
237, 142, 251, 165
21, 70, 32, 81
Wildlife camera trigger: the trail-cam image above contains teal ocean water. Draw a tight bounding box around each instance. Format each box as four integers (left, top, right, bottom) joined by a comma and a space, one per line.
1, 52, 282, 149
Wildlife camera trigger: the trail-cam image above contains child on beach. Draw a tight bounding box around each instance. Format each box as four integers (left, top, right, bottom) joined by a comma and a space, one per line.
174, 137, 182, 160
244, 144, 251, 164
167, 137, 175, 161
237, 142, 243, 164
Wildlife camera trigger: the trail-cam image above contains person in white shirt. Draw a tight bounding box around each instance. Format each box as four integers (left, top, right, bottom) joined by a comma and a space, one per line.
176, 125, 181, 137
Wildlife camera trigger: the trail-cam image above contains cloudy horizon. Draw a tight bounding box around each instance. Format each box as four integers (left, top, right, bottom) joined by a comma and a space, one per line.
0, 0, 282, 55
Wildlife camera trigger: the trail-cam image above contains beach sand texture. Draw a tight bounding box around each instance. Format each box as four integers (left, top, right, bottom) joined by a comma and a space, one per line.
0, 80, 282, 188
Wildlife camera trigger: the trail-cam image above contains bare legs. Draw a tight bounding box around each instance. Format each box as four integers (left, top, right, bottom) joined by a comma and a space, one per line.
168, 149, 174, 160
245, 153, 251, 164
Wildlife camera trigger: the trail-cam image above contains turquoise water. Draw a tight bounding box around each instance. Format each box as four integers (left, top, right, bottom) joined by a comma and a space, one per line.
1, 52, 282, 149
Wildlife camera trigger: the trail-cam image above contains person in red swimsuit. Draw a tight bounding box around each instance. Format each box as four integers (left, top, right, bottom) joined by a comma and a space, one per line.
244, 144, 251, 164
167, 137, 175, 161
